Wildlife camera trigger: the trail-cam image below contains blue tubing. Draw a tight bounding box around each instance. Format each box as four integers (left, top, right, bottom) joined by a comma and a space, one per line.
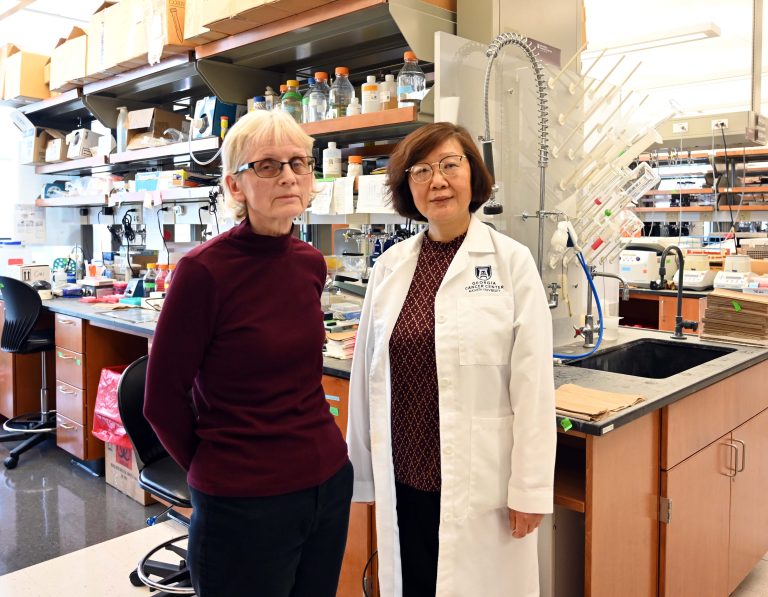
553, 252, 604, 360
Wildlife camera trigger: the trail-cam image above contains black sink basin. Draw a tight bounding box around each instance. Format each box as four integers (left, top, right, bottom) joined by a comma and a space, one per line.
566, 338, 736, 379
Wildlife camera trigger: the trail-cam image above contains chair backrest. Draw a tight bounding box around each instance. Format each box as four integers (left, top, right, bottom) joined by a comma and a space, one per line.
117, 355, 168, 470
0, 276, 43, 352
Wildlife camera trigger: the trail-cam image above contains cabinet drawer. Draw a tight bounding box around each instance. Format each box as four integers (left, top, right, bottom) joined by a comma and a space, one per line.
55, 348, 86, 389
55, 381, 84, 425
54, 315, 84, 353
56, 413, 86, 460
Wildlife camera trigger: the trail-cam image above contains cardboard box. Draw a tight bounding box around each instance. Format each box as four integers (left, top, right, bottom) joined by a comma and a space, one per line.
20, 127, 67, 165
66, 128, 102, 159
235, 0, 336, 26
105, 442, 156, 506
44, 132, 69, 163
86, 2, 122, 78
203, 0, 259, 34
50, 27, 88, 92
126, 107, 186, 149
183, 0, 228, 43
3, 46, 49, 101
11, 264, 51, 284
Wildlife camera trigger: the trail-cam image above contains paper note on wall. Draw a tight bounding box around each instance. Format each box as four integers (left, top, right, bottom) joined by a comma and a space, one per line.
310, 180, 334, 214
356, 174, 395, 213
14, 204, 46, 244
332, 177, 355, 215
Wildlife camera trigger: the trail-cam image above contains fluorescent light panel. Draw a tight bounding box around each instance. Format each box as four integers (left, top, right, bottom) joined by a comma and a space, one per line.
583, 22, 721, 58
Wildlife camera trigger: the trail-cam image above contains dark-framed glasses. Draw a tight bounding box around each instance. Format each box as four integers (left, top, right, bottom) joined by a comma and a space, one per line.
236, 157, 316, 178
406, 155, 466, 183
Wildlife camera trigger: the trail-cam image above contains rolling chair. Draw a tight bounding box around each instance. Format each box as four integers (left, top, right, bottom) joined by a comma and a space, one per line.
116, 355, 195, 595
0, 276, 57, 469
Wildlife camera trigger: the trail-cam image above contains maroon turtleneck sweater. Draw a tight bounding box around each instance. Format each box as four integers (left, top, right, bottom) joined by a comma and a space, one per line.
144, 219, 348, 497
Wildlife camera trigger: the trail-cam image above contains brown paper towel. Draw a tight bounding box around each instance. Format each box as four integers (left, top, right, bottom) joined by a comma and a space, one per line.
556, 383, 644, 421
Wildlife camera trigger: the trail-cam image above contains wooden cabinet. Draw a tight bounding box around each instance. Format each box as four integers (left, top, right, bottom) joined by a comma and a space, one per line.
620, 291, 703, 334
658, 362, 768, 596
0, 301, 55, 420
53, 315, 146, 462
322, 374, 377, 597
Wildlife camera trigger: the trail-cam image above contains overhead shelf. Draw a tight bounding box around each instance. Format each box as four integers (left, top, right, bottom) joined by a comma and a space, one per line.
35, 195, 107, 208
110, 137, 220, 165
34, 186, 220, 209
35, 155, 110, 176
633, 206, 714, 213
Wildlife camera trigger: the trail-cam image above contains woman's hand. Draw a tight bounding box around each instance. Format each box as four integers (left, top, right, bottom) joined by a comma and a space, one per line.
508, 509, 544, 539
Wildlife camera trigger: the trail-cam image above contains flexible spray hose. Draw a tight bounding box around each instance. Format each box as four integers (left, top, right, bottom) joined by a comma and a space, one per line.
553, 251, 604, 360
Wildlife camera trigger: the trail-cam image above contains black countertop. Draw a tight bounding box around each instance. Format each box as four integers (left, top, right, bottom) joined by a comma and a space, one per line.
40, 299, 768, 436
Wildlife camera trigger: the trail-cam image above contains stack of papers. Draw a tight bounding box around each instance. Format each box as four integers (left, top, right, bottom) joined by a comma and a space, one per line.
325, 330, 356, 360
555, 383, 644, 421
701, 288, 768, 346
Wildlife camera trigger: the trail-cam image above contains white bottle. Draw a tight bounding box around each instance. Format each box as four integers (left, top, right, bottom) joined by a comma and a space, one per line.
116, 106, 128, 153
379, 74, 397, 110
322, 142, 342, 179
346, 97, 361, 116
53, 268, 67, 290
361, 75, 380, 114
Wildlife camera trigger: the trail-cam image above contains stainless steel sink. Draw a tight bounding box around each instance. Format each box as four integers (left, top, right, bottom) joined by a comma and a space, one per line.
566, 338, 736, 379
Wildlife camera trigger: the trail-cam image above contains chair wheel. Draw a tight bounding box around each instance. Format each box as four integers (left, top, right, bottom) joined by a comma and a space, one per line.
129, 568, 143, 587
4, 456, 18, 469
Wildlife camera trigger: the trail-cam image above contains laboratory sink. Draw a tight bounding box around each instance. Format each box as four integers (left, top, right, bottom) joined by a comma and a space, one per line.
567, 338, 736, 379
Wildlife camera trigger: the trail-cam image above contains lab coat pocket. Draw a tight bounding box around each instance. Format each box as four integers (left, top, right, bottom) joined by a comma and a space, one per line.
469, 415, 514, 514
458, 296, 514, 366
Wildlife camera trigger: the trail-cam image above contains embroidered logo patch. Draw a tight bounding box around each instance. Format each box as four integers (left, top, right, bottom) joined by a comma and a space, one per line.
475, 265, 492, 280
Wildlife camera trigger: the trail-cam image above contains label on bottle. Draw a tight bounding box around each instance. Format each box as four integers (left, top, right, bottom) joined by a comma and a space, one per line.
323, 156, 342, 178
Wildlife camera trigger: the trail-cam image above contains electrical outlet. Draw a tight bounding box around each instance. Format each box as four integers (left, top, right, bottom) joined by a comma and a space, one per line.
173, 205, 186, 216
672, 122, 689, 134
712, 119, 729, 130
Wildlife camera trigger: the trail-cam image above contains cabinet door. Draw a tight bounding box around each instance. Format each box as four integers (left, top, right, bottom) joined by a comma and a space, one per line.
728, 408, 768, 593
658, 296, 701, 333
660, 435, 733, 597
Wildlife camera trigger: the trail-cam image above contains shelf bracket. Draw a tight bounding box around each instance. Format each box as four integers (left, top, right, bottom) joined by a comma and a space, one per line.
195, 60, 284, 105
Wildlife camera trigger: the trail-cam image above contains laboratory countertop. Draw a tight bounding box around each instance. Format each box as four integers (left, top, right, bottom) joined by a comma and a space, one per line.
39, 299, 768, 437
627, 287, 710, 299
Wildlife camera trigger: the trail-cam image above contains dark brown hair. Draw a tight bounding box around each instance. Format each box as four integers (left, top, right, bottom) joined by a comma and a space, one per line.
386, 122, 493, 221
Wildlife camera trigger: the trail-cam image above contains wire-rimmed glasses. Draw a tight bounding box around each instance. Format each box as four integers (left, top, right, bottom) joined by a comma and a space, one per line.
406, 155, 466, 183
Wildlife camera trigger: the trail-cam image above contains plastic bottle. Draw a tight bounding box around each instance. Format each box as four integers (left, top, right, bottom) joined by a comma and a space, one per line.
361, 75, 380, 114
347, 155, 363, 178
53, 268, 68, 290
143, 263, 157, 295
397, 51, 426, 108
281, 80, 303, 122
276, 84, 288, 111
308, 72, 330, 123
328, 67, 355, 119
379, 74, 398, 110
156, 263, 168, 293
301, 77, 316, 124
252, 96, 267, 111
322, 142, 342, 179
116, 106, 128, 153
220, 116, 229, 139
346, 97, 361, 116
165, 263, 176, 292
264, 86, 279, 111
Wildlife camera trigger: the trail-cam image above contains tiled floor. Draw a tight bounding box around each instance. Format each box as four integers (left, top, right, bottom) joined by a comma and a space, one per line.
1, 437, 767, 596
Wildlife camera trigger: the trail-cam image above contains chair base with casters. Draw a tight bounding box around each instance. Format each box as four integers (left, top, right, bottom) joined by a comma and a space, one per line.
0, 274, 58, 469
116, 356, 195, 596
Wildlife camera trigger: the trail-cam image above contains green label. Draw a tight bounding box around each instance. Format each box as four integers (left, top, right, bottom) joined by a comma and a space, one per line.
732, 301, 742, 312
329, 406, 339, 417
560, 417, 573, 432
57, 351, 63, 358
75, 359, 81, 366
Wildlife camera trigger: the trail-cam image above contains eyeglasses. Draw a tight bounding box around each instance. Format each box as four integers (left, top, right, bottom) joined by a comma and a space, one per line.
406, 155, 466, 183
236, 157, 316, 178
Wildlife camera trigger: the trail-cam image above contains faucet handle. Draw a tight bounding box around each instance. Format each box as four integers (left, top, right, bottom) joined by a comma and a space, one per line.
621, 286, 631, 300
683, 319, 699, 331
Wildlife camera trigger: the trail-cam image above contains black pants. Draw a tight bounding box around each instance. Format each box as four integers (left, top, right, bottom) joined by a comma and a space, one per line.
395, 481, 441, 597
187, 460, 353, 597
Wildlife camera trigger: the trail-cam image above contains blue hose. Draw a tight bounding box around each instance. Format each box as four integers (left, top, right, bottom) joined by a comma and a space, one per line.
553, 251, 604, 360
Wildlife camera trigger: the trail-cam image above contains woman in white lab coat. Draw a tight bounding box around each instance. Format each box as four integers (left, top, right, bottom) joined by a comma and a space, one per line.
347, 122, 556, 597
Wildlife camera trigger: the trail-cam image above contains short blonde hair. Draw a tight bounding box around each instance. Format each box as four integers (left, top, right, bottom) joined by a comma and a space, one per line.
221, 110, 315, 220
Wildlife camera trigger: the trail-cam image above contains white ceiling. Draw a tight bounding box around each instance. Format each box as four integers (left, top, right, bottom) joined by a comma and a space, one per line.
583, 0, 765, 116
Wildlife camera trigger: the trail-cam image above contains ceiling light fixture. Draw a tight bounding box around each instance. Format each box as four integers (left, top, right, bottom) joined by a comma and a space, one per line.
583, 22, 721, 58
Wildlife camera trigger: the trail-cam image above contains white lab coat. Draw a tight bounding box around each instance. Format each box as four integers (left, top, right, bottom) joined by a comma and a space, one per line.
347, 214, 556, 597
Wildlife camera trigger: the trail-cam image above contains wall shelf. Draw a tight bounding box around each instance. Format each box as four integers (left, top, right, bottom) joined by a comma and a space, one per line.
109, 137, 220, 165
35, 195, 107, 208
633, 206, 714, 213
35, 155, 110, 176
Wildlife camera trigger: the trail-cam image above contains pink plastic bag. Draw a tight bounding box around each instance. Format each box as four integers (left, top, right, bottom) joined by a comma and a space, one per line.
91, 365, 131, 450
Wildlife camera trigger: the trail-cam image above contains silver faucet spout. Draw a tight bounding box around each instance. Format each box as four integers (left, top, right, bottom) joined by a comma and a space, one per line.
580, 267, 631, 347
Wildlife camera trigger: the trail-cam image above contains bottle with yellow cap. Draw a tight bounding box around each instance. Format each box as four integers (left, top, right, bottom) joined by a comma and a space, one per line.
281, 80, 303, 122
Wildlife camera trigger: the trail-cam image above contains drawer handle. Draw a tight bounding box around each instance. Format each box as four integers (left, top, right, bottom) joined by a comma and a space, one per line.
57, 319, 74, 325
58, 386, 75, 394
57, 354, 74, 360
58, 422, 75, 430
732, 438, 746, 472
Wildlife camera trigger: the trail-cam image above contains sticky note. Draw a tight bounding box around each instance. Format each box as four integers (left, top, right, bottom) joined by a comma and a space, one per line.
325, 394, 340, 402
329, 406, 339, 417
76, 359, 81, 366
560, 417, 573, 432
732, 301, 742, 312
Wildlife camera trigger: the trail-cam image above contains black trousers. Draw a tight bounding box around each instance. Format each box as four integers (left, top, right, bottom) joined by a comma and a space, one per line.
187, 460, 353, 597
395, 481, 441, 597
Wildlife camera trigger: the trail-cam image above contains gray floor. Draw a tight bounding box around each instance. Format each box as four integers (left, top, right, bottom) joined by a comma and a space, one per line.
0, 435, 162, 576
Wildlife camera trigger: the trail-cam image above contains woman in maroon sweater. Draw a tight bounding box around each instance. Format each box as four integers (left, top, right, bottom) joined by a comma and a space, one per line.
144, 109, 351, 597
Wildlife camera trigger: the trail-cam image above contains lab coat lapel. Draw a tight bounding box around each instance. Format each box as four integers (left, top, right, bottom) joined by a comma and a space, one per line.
439, 214, 497, 290
377, 234, 423, 341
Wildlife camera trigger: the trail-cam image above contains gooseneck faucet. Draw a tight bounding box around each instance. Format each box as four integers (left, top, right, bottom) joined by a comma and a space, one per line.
656, 245, 699, 340
580, 267, 630, 347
